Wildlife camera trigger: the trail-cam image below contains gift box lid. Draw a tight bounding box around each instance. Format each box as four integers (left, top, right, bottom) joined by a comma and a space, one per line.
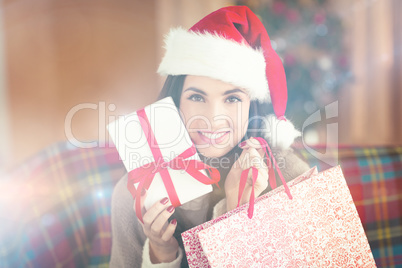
107, 97, 194, 171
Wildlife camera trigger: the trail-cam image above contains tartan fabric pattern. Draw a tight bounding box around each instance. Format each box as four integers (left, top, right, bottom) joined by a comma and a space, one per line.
1, 142, 401, 267
298, 145, 402, 268
0, 142, 126, 268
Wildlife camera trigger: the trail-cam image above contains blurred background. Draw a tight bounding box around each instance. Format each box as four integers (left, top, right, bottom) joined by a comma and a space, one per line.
0, 0, 401, 171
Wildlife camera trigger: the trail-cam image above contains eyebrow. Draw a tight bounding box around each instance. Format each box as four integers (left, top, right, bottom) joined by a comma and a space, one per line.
183, 87, 246, 96
183, 87, 207, 95
223, 89, 246, 95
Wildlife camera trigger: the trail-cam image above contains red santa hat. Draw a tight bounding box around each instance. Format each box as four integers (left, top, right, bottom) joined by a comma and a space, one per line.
158, 6, 301, 149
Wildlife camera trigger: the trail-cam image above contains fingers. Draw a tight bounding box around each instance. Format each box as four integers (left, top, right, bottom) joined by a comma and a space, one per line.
252, 148, 269, 170
239, 137, 262, 149
143, 197, 171, 226
138, 197, 175, 240
239, 138, 266, 158
132, 194, 179, 258
148, 204, 175, 236
161, 219, 177, 242
236, 146, 266, 171
237, 139, 269, 193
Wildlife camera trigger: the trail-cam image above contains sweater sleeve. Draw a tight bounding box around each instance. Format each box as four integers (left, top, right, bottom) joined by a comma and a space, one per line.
142, 238, 183, 268
109, 174, 183, 268
211, 147, 310, 219
109, 174, 146, 267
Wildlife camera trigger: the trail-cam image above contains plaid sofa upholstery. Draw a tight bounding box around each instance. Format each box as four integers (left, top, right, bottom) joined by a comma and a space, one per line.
0, 142, 126, 268
0, 142, 401, 267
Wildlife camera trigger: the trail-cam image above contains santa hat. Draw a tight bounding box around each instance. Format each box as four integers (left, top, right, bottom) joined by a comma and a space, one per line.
158, 6, 301, 149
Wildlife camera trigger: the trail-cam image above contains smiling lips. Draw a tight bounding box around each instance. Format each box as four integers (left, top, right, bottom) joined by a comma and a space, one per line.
198, 131, 230, 143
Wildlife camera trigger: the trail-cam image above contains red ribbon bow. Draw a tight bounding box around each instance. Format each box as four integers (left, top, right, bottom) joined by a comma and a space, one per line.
127, 108, 220, 223
237, 137, 293, 219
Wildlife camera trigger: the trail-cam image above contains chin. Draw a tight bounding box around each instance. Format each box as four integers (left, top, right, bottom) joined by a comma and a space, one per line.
196, 147, 231, 158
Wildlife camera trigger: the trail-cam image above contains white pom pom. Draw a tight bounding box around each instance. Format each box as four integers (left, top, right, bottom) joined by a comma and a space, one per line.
262, 114, 301, 149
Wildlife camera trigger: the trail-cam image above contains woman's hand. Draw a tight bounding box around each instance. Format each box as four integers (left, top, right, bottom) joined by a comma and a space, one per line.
134, 190, 179, 264
225, 137, 269, 212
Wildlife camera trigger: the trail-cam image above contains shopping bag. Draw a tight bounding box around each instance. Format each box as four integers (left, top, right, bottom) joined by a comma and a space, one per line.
197, 165, 376, 267
182, 166, 318, 267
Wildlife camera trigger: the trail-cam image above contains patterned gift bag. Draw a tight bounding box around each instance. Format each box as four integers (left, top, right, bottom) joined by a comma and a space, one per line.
182, 166, 318, 267
196, 165, 376, 267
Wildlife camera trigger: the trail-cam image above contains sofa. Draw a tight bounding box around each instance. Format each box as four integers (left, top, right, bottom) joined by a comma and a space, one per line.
0, 141, 401, 267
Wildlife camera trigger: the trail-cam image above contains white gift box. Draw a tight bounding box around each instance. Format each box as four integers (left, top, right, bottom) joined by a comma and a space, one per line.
107, 97, 213, 210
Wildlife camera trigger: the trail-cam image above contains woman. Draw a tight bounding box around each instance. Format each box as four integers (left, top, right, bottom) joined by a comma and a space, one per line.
110, 6, 310, 267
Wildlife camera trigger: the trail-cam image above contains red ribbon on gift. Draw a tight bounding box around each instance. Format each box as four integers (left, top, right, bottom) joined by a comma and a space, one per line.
127, 108, 220, 223
237, 137, 293, 219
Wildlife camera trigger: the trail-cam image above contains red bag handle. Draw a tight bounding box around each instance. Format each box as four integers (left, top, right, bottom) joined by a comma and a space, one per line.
237, 137, 293, 218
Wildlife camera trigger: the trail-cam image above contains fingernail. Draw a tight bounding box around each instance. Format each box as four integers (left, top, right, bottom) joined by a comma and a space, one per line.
171, 219, 177, 225
167, 205, 175, 213
239, 141, 246, 147
141, 188, 147, 196
160, 197, 169, 205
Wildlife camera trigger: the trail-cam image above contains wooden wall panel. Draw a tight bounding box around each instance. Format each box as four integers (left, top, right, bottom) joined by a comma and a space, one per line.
3, 0, 157, 166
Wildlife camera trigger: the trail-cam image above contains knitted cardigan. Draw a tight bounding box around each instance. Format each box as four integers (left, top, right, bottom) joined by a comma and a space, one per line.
109, 147, 310, 268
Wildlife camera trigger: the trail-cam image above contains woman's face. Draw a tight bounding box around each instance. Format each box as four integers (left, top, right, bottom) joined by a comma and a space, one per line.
180, 75, 251, 158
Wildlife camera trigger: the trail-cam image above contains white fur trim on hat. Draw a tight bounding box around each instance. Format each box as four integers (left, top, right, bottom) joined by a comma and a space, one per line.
262, 114, 301, 149
158, 28, 270, 102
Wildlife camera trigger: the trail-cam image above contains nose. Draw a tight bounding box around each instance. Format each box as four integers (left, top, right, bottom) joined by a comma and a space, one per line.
209, 102, 225, 117
206, 102, 231, 130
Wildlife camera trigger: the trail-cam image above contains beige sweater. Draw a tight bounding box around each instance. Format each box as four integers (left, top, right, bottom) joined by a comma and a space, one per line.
109, 148, 310, 268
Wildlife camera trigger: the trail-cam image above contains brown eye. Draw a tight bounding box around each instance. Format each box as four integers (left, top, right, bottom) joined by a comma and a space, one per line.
225, 96, 242, 103
188, 94, 205, 102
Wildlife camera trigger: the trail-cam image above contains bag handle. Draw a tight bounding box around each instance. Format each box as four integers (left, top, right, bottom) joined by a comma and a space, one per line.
237, 137, 293, 219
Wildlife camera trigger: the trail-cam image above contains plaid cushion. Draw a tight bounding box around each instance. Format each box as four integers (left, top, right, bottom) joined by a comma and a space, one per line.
298, 145, 402, 268
1, 142, 401, 267
0, 142, 126, 268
